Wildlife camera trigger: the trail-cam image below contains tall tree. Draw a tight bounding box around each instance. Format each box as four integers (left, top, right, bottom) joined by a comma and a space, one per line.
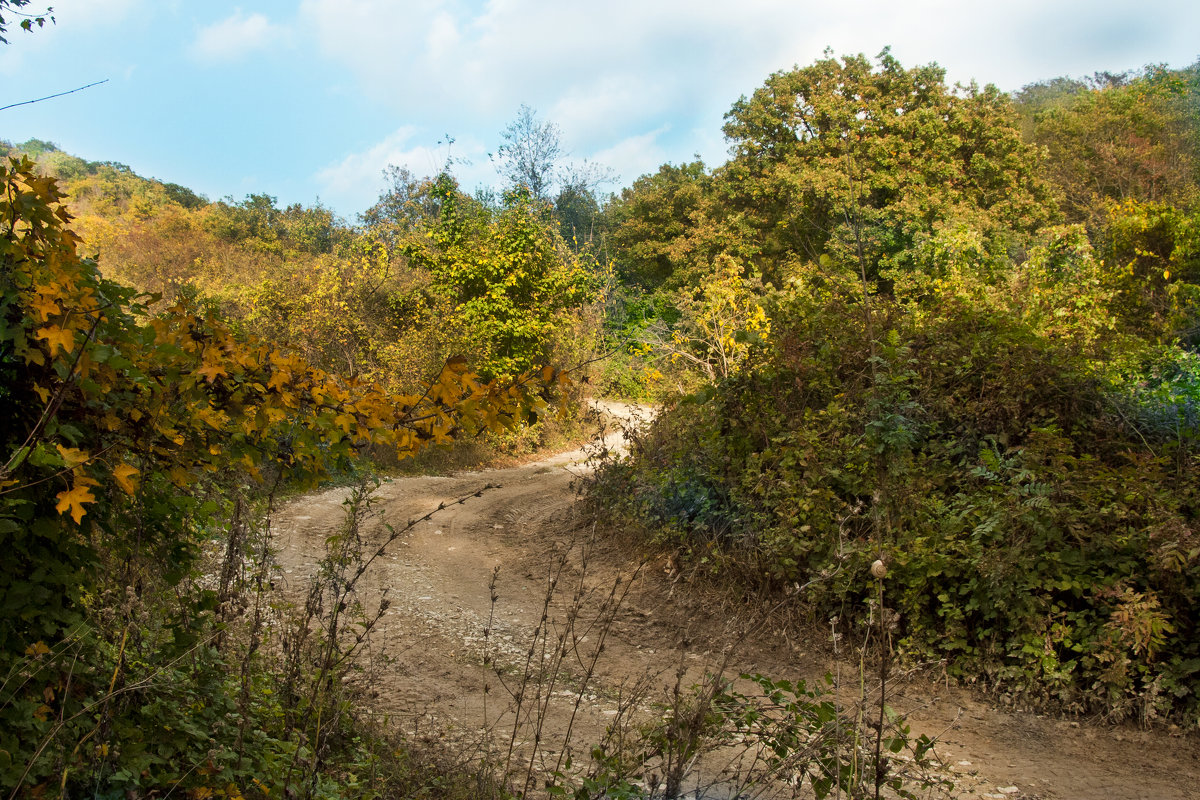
405, 175, 594, 378
554, 160, 615, 251
495, 104, 562, 202
606, 160, 712, 289
719, 49, 1054, 284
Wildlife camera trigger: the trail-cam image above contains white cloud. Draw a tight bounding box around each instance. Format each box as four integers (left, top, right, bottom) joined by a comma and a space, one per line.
295, 0, 1200, 211
316, 126, 492, 214
189, 9, 285, 63
589, 126, 673, 187
427, 11, 460, 59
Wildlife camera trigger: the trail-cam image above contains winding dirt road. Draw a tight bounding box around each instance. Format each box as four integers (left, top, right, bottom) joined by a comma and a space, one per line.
271, 401, 1200, 799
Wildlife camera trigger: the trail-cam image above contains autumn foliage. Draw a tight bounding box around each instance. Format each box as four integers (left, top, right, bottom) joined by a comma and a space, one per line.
0, 156, 569, 794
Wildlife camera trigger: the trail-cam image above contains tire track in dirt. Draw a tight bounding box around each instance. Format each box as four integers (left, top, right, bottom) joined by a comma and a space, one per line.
271, 401, 1200, 799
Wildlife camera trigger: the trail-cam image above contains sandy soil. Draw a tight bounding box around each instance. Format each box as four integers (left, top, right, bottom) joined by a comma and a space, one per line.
270, 401, 1200, 799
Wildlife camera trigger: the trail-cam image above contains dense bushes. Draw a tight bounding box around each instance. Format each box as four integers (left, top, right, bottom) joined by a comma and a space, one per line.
592, 251, 1200, 722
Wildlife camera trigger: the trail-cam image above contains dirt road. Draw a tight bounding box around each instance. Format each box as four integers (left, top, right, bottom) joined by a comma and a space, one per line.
271, 402, 1200, 799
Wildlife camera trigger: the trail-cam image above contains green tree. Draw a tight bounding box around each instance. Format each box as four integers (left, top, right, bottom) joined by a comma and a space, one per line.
719, 49, 1054, 285
606, 160, 712, 290
554, 161, 614, 252
1100, 199, 1200, 342
407, 175, 595, 378
1022, 62, 1200, 225
360, 165, 442, 251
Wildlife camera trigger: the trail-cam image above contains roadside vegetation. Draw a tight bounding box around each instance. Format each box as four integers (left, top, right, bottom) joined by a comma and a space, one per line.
590, 52, 1200, 725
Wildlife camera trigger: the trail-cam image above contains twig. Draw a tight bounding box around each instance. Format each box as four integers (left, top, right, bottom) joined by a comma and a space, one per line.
0, 79, 108, 113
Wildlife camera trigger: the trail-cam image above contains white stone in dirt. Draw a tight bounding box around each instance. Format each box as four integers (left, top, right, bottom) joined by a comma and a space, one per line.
997, 788, 1019, 795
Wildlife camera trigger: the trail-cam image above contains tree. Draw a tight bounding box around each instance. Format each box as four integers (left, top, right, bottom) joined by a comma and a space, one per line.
718, 49, 1055, 285
495, 104, 563, 202
554, 160, 614, 251
406, 175, 595, 378
360, 165, 443, 254
639, 254, 770, 381
607, 160, 712, 290
1022, 63, 1200, 225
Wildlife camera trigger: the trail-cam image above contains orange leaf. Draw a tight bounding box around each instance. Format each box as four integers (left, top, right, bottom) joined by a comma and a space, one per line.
55, 484, 96, 524
196, 362, 228, 384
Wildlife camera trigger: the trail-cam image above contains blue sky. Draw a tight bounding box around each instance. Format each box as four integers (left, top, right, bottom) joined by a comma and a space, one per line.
2, 0, 1197, 220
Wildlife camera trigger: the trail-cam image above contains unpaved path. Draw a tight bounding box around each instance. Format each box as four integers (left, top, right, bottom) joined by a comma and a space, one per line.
272, 401, 1200, 799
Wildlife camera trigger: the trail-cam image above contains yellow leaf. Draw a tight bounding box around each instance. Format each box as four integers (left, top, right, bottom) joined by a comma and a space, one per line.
112, 464, 139, 495
33, 384, 50, 403
196, 362, 228, 384
29, 294, 60, 322
24, 641, 51, 656
55, 445, 90, 468
267, 369, 291, 392
35, 324, 75, 356
55, 484, 96, 524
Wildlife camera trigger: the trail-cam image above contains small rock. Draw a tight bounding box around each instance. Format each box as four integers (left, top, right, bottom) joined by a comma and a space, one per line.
998, 787, 1020, 795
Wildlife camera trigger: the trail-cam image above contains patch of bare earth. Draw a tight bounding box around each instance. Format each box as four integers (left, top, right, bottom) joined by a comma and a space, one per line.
271, 401, 1200, 799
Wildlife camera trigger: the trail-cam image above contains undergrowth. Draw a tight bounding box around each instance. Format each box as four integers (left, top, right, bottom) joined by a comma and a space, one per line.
587, 257, 1200, 726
